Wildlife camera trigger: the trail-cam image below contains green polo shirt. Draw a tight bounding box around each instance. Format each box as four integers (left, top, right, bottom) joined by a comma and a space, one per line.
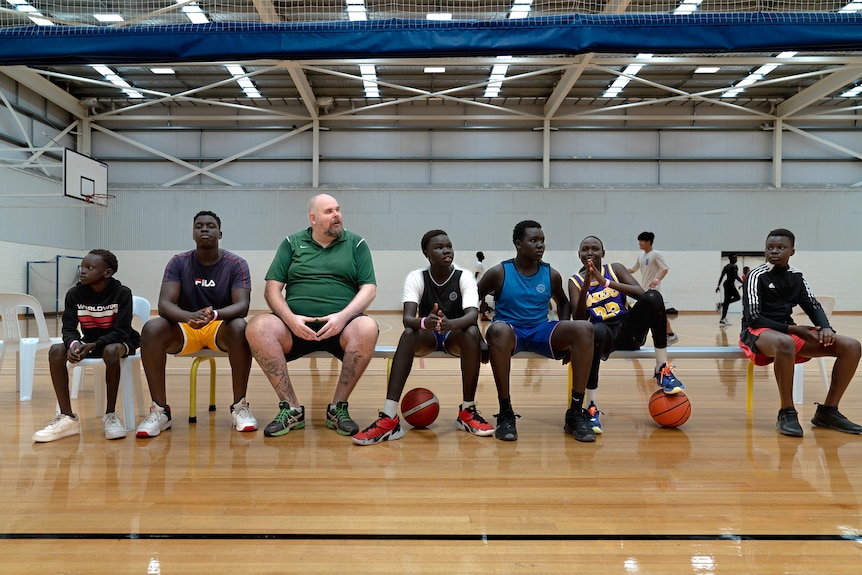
265, 227, 376, 319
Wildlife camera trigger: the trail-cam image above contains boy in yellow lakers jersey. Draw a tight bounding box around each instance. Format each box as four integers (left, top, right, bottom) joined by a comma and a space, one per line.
569, 236, 685, 433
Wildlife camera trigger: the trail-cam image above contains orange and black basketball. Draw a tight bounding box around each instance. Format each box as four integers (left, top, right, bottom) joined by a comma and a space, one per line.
648, 389, 691, 428
401, 387, 440, 428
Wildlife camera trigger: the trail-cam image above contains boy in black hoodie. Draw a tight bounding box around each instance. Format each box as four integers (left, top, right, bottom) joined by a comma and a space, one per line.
33, 249, 140, 442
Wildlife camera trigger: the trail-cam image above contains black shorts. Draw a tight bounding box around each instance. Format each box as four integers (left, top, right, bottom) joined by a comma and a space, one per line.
283, 313, 373, 362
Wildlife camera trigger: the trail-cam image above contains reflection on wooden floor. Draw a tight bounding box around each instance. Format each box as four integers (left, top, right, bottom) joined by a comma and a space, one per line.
2, 312, 862, 574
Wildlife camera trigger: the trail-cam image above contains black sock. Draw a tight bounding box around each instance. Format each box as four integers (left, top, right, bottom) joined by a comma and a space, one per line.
571, 392, 585, 412
499, 397, 512, 413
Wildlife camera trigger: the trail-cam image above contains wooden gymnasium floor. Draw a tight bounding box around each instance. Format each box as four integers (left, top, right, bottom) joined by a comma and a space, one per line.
2, 311, 862, 574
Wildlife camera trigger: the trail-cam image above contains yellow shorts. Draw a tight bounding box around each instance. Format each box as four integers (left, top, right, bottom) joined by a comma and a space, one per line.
177, 320, 224, 355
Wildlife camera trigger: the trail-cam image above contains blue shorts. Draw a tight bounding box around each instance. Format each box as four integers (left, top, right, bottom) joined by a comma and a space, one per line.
505, 321, 563, 360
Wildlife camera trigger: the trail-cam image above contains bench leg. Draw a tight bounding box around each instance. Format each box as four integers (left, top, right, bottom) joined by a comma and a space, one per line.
746, 361, 755, 412
189, 357, 216, 423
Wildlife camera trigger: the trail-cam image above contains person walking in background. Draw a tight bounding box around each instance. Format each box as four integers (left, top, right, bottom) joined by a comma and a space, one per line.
475, 250, 491, 321
716, 254, 742, 326
628, 231, 677, 344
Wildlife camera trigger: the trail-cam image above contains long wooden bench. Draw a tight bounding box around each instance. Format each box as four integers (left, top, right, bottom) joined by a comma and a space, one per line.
184, 345, 783, 422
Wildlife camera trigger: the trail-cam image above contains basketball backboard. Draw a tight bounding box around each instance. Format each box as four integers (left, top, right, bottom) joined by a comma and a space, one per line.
64, 148, 109, 206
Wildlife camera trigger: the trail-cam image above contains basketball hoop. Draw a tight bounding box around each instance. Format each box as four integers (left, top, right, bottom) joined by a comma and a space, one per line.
85, 193, 116, 216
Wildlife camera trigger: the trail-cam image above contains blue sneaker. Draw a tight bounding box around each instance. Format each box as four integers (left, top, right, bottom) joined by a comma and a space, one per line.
654, 363, 685, 394
586, 402, 603, 434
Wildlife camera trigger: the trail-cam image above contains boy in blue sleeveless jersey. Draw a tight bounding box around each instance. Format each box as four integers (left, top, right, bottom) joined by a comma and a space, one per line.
569, 236, 686, 434
478, 220, 595, 443
353, 230, 494, 445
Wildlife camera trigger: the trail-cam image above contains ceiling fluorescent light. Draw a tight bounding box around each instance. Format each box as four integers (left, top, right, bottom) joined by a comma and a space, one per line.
226, 65, 245, 76
347, 5, 367, 20
151, 68, 175, 75
777, 51, 797, 58
426, 13, 452, 20
754, 64, 778, 76
94, 14, 123, 22
695, 67, 720, 74
29, 14, 53, 25
736, 76, 760, 87
179, 1, 209, 24
91, 65, 114, 76
424, 67, 446, 73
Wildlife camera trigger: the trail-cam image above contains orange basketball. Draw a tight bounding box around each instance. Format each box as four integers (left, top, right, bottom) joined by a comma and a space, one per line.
648, 389, 691, 428
400, 387, 440, 428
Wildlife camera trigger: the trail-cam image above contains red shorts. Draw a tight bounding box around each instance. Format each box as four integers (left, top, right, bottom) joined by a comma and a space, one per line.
739, 327, 812, 367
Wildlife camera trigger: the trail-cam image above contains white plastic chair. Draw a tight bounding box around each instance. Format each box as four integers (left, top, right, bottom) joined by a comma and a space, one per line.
69, 295, 150, 430
0, 292, 63, 401
791, 296, 834, 404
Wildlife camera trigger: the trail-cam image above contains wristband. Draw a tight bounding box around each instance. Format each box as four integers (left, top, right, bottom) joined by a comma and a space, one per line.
69, 340, 81, 350
604, 278, 611, 288
212, 309, 219, 321
420, 317, 426, 330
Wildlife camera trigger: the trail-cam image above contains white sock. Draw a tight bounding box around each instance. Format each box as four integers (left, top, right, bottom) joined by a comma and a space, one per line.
461, 400, 476, 411
586, 388, 598, 406
655, 348, 668, 371
383, 399, 398, 418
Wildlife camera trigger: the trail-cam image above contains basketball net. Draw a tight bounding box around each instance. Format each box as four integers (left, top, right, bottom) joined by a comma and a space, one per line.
86, 193, 116, 216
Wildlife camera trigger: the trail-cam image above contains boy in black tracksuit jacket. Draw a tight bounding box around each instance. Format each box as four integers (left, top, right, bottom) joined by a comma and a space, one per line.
739, 228, 862, 438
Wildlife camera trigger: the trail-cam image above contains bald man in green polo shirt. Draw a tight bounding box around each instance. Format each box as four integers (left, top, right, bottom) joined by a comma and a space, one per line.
247, 194, 379, 438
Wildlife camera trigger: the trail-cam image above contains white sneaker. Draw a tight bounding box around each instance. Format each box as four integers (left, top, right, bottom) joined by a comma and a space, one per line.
667, 333, 680, 345
136, 402, 172, 438
231, 398, 258, 432
719, 318, 731, 326
102, 412, 126, 440
33, 413, 81, 443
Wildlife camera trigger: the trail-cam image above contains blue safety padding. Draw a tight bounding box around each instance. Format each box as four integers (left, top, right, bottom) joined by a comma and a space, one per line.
0, 14, 860, 66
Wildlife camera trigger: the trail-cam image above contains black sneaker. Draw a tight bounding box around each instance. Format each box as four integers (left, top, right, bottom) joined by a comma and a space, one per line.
776, 407, 803, 437
494, 410, 520, 441
811, 404, 862, 434
326, 401, 359, 436
563, 408, 597, 443
263, 402, 305, 437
